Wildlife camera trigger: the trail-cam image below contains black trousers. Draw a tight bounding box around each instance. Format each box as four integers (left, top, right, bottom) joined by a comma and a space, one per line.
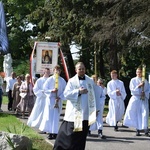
0, 89, 2, 108
7, 90, 13, 110
53, 120, 89, 150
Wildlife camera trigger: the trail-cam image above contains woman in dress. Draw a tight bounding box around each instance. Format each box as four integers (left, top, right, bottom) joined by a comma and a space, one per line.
12, 76, 22, 113
17, 74, 34, 118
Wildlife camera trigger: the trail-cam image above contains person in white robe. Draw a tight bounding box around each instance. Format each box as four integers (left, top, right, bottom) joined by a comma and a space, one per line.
123, 67, 149, 136
39, 65, 66, 140
89, 76, 106, 139
98, 78, 107, 95
53, 62, 99, 150
27, 68, 50, 130
106, 70, 127, 131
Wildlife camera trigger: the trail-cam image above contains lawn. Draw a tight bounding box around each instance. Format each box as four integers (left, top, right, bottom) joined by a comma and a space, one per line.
0, 113, 53, 150
2, 95, 8, 105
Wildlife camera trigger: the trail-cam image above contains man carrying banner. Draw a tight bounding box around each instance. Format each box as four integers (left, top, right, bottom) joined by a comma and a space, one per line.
53, 62, 99, 150
39, 65, 66, 139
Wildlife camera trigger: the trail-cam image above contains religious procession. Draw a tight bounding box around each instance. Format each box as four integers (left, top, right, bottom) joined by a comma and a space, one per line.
0, 1, 150, 150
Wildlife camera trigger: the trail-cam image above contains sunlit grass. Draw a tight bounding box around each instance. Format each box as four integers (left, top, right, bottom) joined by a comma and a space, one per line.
2, 95, 8, 105
0, 113, 53, 150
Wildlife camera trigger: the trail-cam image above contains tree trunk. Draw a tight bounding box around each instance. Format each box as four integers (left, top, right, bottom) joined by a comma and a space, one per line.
61, 44, 75, 78
109, 34, 118, 72
98, 48, 105, 78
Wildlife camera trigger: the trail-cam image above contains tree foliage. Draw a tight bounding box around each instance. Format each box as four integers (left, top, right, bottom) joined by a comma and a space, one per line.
0, 0, 150, 79
90, 0, 150, 78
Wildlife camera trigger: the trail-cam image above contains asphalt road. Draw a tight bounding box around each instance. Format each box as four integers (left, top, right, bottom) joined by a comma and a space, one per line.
1, 104, 150, 150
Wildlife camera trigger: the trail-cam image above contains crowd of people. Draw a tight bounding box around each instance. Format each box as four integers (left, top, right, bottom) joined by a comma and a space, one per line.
2, 72, 35, 119
0, 62, 150, 150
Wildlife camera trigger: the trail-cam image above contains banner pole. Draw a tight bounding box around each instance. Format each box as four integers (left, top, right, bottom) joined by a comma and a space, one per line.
59, 48, 69, 81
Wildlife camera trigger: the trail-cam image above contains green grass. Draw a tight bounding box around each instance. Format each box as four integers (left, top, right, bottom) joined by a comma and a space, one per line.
2, 95, 8, 104
0, 113, 53, 150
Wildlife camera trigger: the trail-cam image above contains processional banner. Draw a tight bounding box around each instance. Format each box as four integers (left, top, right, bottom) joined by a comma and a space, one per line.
0, 2, 9, 53
30, 42, 59, 79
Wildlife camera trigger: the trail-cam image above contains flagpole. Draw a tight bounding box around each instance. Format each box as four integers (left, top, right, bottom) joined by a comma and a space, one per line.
59, 48, 69, 81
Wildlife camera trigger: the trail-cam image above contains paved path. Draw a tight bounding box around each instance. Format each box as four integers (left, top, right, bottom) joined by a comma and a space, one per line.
1, 104, 150, 150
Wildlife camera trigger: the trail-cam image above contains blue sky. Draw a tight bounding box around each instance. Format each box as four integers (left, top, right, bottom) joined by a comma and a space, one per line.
70, 44, 80, 60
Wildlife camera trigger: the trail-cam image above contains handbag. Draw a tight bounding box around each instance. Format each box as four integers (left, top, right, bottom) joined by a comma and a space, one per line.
19, 93, 27, 98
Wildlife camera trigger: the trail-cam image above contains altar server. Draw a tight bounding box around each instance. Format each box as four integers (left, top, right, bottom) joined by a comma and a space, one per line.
27, 68, 50, 129
39, 65, 66, 139
123, 67, 149, 136
106, 70, 126, 131
89, 77, 106, 139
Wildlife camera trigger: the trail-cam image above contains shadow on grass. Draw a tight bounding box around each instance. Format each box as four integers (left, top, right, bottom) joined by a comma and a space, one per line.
0, 113, 11, 117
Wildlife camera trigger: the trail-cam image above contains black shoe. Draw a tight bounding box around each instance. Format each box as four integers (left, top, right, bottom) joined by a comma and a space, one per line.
53, 134, 57, 139
136, 130, 141, 136
8, 108, 12, 111
38, 131, 46, 134
122, 124, 129, 128
98, 133, 106, 139
98, 130, 106, 139
114, 126, 118, 131
47, 134, 54, 140
145, 133, 150, 137
88, 130, 91, 136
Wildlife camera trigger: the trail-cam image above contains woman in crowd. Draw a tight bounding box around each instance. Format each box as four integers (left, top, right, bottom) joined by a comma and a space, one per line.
17, 74, 34, 118
12, 76, 22, 113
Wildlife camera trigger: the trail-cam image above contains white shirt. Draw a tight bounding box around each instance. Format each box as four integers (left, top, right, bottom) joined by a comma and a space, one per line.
6, 77, 17, 92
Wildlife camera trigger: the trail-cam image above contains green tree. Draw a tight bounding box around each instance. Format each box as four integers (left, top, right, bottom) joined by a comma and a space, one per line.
0, 0, 45, 73
90, 0, 150, 77
1, 0, 150, 79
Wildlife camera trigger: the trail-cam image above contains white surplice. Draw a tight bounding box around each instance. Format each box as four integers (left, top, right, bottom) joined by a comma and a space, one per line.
63, 74, 98, 124
27, 76, 48, 128
90, 85, 106, 131
123, 77, 149, 130
106, 79, 127, 126
39, 75, 66, 134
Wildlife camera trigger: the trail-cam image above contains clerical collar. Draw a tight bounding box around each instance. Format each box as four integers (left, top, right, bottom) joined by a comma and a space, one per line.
78, 76, 85, 80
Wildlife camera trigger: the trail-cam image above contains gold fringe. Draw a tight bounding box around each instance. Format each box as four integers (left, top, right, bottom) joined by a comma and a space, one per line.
88, 119, 96, 126
73, 128, 82, 132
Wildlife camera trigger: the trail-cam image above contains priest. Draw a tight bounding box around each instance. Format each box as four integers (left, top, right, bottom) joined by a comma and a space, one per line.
53, 62, 99, 150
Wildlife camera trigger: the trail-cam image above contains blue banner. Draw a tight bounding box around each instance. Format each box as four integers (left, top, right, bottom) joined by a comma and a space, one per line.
0, 2, 9, 53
